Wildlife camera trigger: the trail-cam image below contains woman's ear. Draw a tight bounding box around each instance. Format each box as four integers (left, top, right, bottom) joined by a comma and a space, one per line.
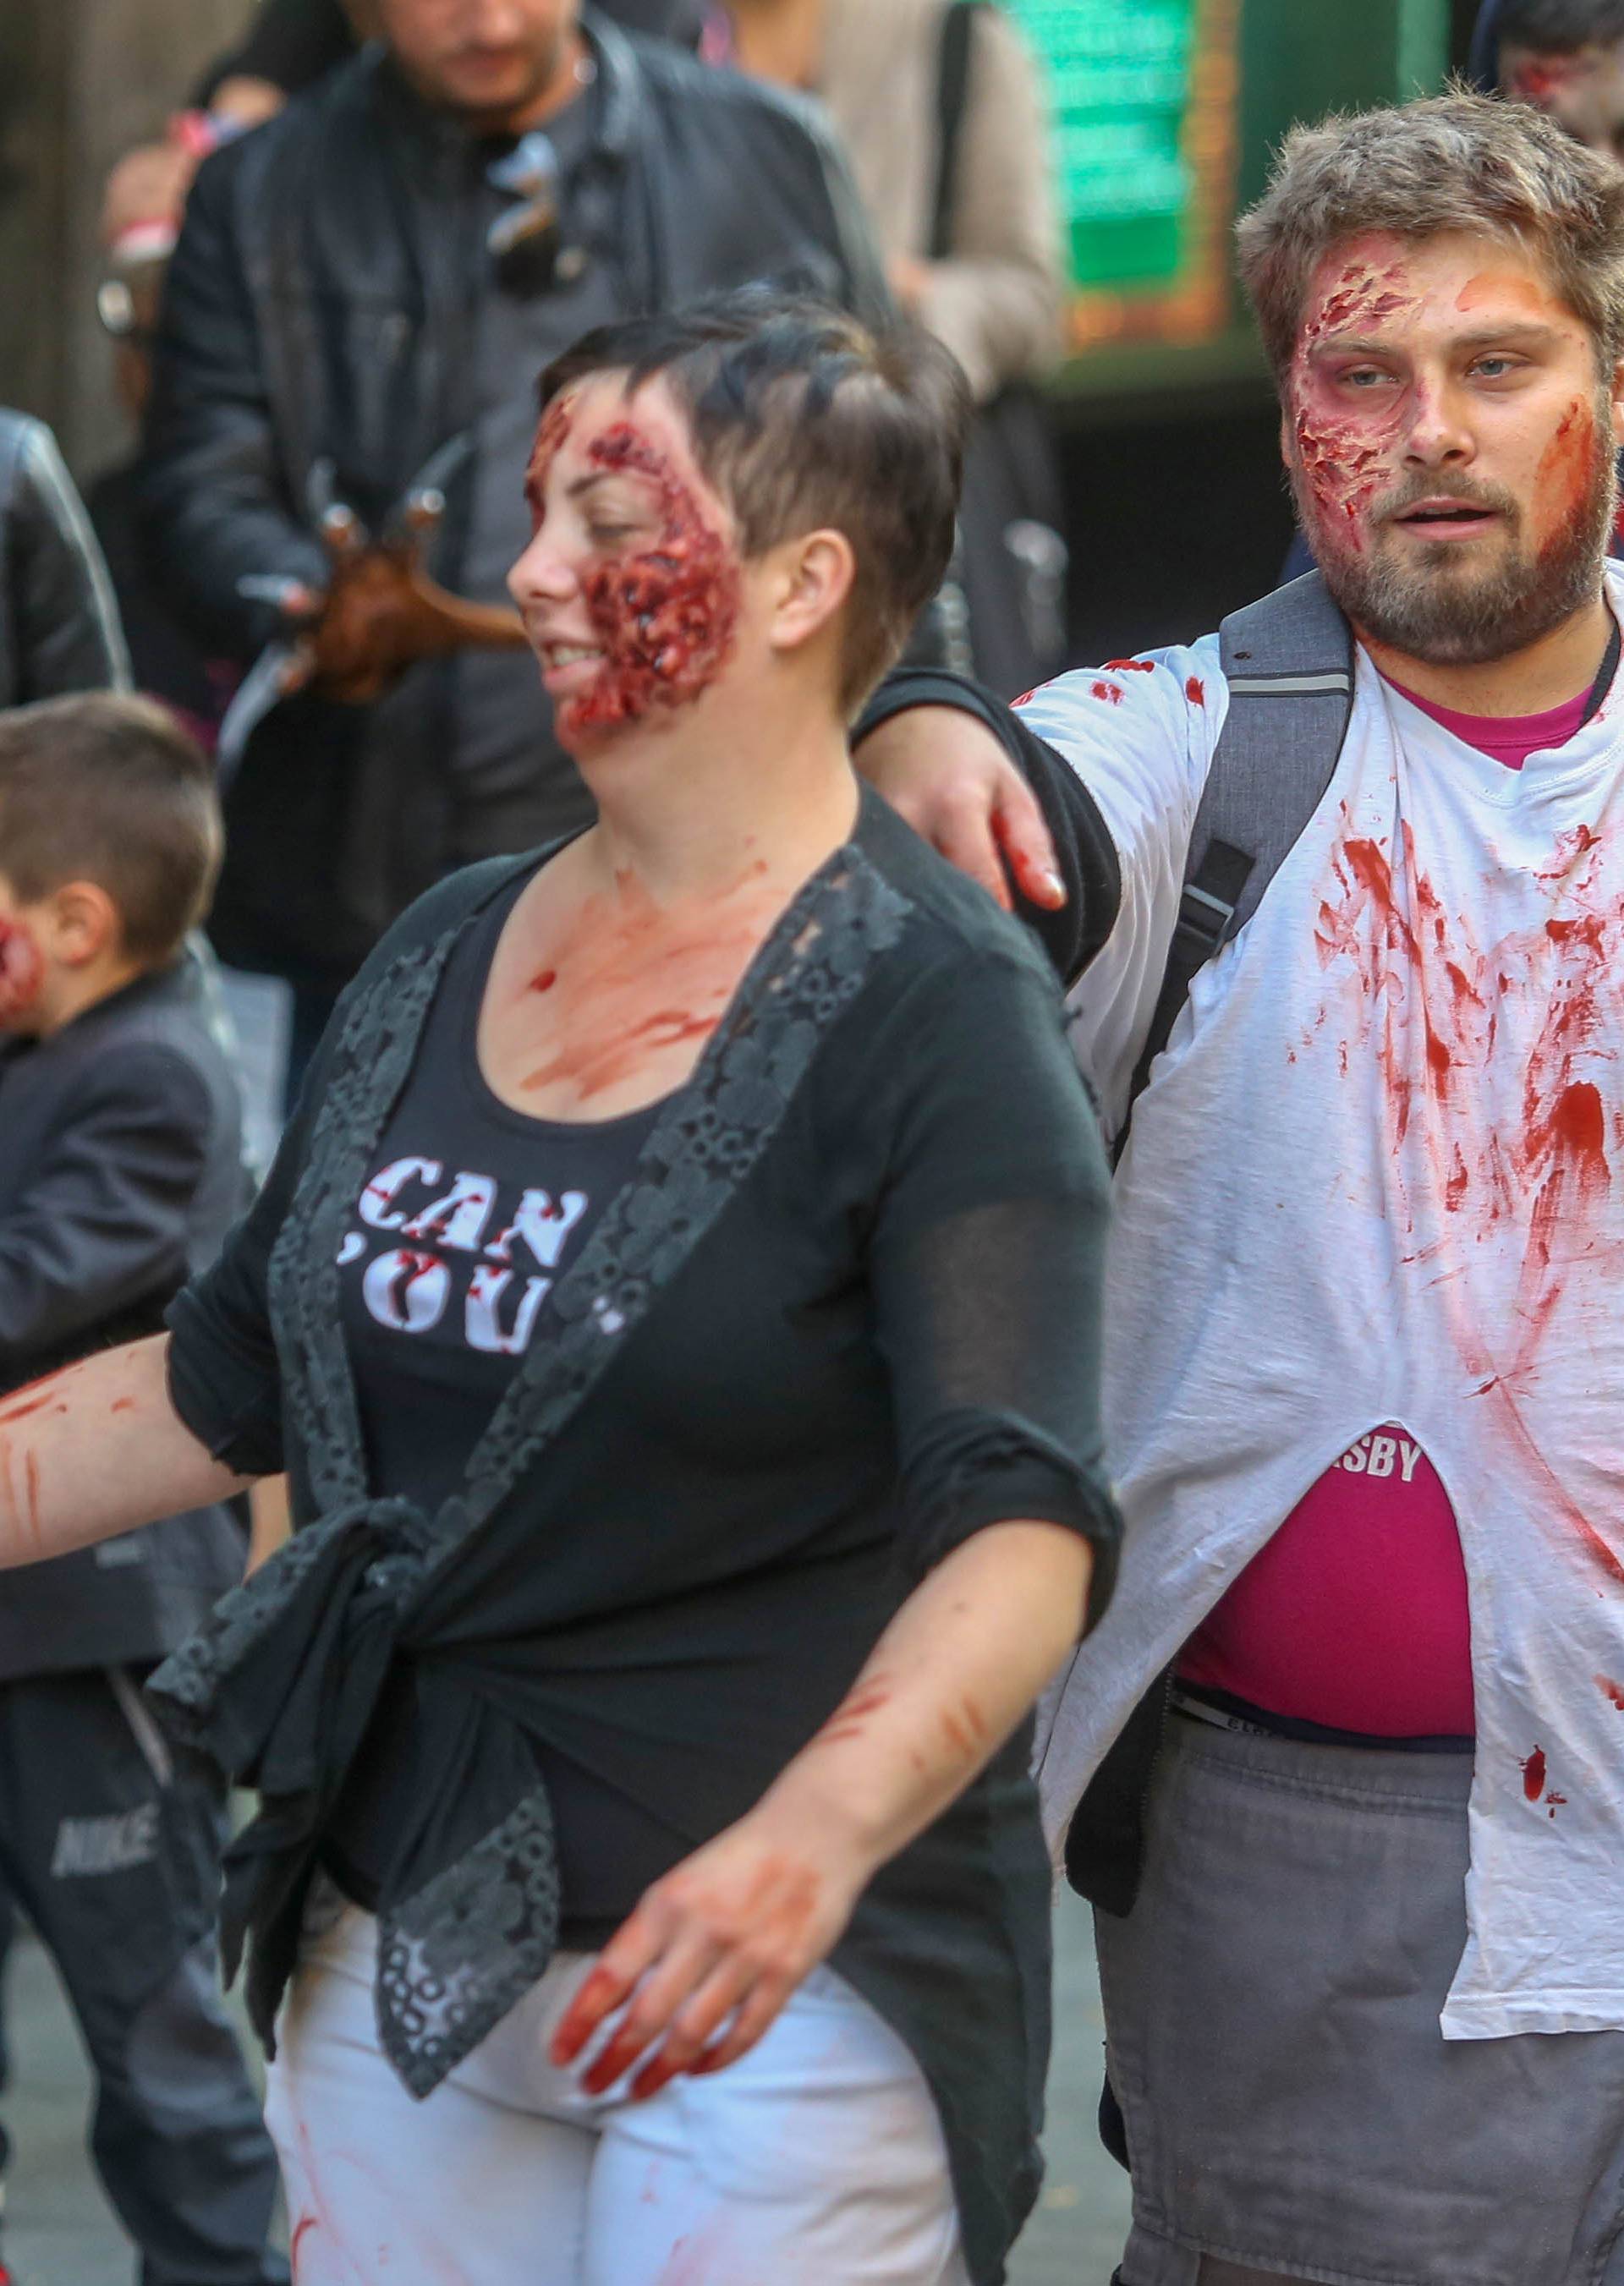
767, 528, 858, 665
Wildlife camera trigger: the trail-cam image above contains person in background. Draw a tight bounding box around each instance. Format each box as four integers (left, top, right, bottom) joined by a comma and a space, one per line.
857, 89, 1624, 2286
1473, 0, 1624, 155
0, 696, 286, 2286
0, 414, 128, 708
718, 0, 1068, 693
98, 0, 714, 343
136, 0, 893, 1107
0, 405, 129, 2286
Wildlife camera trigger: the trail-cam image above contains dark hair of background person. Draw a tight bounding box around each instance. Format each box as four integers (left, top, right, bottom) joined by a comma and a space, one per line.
0, 694, 222, 963
542, 292, 972, 714
1494, 0, 1624, 45
195, 0, 708, 102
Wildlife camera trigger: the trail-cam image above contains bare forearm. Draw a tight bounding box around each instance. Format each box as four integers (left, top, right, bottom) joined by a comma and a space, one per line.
0, 1335, 254, 1567
761, 1520, 1093, 1872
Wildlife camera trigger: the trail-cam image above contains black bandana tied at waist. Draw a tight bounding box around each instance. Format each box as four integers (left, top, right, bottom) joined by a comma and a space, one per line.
145, 828, 912, 2097
148, 1494, 562, 2096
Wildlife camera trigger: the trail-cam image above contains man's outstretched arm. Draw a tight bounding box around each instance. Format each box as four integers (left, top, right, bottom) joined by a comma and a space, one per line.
853, 667, 1121, 986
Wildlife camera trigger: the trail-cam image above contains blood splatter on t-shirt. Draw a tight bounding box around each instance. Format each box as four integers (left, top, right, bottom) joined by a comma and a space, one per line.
1182, 666, 1615, 1739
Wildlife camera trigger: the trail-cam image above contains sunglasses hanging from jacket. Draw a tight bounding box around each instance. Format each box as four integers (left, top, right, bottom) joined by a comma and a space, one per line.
486, 130, 591, 295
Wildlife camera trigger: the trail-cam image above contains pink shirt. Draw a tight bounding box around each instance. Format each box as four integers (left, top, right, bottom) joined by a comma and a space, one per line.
1180, 667, 1599, 1735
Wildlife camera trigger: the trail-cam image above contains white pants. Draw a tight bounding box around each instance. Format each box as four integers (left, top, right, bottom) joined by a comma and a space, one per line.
265, 1899, 972, 2285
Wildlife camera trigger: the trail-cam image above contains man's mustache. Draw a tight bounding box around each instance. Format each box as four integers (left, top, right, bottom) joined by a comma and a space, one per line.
1371, 478, 1522, 528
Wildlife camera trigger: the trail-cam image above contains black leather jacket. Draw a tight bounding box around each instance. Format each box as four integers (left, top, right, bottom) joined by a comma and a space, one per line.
0, 411, 129, 707
140, 16, 892, 988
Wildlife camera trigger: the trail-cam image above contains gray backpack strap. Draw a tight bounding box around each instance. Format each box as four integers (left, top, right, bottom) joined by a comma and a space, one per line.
1121, 572, 1354, 1133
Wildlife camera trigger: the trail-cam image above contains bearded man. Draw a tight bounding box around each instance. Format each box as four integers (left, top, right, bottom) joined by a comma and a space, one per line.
857, 90, 1624, 2286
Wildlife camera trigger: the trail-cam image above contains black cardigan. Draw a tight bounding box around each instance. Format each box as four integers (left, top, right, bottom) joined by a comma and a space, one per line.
151, 789, 1118, 2283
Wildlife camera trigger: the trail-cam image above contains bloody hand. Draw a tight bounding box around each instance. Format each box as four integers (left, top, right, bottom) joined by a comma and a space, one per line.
548, 1807, 870, 2102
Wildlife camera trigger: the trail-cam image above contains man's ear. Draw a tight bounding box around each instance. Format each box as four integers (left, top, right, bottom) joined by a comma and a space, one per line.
768, 529, 858, 663
47, 881, 123, 970
1610, 357, 1624, 450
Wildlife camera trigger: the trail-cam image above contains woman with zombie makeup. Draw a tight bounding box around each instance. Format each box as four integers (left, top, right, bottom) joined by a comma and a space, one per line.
0, 293, 1119, 2284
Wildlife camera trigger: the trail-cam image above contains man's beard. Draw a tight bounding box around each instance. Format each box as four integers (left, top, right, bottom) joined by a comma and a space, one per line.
1293, 414, 1617, 667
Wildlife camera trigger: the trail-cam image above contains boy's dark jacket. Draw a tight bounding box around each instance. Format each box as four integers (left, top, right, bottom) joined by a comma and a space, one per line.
0, 958, 250, 1677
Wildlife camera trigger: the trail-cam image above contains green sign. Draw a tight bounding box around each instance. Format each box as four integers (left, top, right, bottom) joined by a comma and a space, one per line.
1007, 0, 1203, 293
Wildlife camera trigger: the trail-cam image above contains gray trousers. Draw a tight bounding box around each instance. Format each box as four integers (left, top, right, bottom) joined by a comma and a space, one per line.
1096, 1710, 1624, 2286
0, 1669, 287, 2286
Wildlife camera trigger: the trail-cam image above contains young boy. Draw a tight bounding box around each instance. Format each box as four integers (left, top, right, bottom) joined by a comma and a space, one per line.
0, 693, 284, 2283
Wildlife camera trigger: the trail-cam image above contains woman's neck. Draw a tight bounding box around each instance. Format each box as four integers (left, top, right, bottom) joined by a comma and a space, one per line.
726, 0, 825, 89
576, 708, 859, 912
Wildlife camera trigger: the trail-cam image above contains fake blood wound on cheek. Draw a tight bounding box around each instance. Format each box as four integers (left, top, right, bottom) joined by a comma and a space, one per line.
0, 918, 42, 1023
1534, 398, 1597, 541
564, 423, 742, 740
1506, 53, 1588, 106
1290, 259, 1423, 549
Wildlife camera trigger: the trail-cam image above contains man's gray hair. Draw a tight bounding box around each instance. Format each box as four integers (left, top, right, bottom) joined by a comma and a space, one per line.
1237, 90, 1624, 380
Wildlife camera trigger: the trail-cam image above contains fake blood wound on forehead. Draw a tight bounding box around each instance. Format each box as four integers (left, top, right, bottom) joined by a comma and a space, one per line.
524, 392, 577, 527
565, 422, 742, 739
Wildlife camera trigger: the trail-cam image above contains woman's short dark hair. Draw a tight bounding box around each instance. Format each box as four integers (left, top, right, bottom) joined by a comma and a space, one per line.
0, 693, 221, 964
540, 289, 972, 716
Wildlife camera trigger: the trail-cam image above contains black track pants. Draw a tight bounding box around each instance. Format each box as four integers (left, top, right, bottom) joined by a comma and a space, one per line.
0, 1669, 287, 2285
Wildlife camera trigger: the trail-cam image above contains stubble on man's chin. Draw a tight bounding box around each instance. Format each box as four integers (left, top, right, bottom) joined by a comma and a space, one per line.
1317, 482, 1619, 667
1297, 462, 1617, 670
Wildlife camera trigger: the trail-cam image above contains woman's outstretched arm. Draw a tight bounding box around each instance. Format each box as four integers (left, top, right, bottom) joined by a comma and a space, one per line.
0, 1335, 255, 1568
551, 1518, 1092, 2099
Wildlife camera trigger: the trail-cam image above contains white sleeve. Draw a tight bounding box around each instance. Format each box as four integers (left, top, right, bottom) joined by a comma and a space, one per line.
1014, 637, 1226, 1140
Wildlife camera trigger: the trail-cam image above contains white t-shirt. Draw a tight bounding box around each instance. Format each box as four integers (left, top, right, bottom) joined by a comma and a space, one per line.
1032, 571, 1624, 2039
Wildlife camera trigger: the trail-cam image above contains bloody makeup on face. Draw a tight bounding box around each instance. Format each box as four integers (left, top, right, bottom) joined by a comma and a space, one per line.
1287, 233, 1616, 662
1289, 247, 1427, 555
0, 917, 42, 1027
521, 391, 742, 747
1501, 41, 1624, 159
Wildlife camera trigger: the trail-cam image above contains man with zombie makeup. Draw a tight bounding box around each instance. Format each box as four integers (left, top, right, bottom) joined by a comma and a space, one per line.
853, 89, 1624, 2286
1280, 0, 1624, 583
138, 0, 891, 1098
0, 294, 1120, 2285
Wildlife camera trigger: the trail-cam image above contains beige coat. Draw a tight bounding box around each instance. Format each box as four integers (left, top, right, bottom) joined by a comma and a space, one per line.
816, 0, 1065, 400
